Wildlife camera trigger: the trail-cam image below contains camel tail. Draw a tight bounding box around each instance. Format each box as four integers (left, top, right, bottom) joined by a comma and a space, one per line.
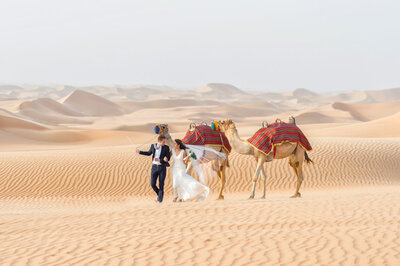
304, 151, 313, 164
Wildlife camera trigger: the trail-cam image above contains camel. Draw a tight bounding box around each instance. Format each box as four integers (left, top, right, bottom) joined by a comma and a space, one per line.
159, 123, 230, 200
218, 119, 312, 199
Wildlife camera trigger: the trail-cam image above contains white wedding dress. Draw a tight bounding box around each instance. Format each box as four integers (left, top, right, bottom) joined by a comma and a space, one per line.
172, 149, 209, 201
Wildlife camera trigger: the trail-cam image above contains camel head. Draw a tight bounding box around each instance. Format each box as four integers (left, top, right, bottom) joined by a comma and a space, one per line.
158, 124, 169, 136
218, 119, 236, 133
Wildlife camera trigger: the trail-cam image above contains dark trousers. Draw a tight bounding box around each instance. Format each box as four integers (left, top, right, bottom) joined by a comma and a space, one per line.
151, 164, 167, 202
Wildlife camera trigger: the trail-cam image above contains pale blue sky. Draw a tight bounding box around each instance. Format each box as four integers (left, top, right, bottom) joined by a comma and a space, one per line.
0, 0, 399, 92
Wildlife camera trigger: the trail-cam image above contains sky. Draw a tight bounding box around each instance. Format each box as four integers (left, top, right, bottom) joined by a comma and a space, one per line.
0, 0, 399, 92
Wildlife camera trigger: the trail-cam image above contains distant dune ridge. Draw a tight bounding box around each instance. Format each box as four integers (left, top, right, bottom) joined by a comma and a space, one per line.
62, 90, 126, 116
20, 98, 83, 117
18, 98, 91, 125
194, 83, 247, 99
0, 84, 398, 144
0, 83, 399, 265
0, 83, 398, 135
332, 101, 400, 121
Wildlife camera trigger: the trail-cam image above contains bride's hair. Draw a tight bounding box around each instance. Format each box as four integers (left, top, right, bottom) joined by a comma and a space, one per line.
175, 139, 187, 150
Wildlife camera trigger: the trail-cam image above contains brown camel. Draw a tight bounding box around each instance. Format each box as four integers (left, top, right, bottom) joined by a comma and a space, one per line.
159, 124, 230, 200
219, 119, 312, 199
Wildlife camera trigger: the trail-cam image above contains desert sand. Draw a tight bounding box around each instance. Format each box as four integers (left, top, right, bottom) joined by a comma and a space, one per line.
0, 84, 399, 265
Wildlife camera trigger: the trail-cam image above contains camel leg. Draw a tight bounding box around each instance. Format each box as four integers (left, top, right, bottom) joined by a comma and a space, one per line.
289, 158, 303, 198
185, 162, 192, 174
249, 160, 263, 199
260, 166, 267, 199
296, 164, 304, 197
217, 166, 226, 200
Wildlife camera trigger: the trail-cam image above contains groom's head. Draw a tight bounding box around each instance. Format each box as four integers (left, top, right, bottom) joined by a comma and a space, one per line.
158, 135, 166, 146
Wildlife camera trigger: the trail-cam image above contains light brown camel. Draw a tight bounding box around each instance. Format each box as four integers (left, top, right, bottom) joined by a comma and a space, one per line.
218, 119, 312, 199
159, 124, 230, 200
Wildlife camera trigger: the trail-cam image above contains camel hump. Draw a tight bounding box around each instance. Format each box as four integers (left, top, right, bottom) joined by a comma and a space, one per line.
182, 124, 232, 154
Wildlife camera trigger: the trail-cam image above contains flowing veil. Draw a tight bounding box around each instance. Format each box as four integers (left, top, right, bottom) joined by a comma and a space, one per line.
184, 145, 226, 184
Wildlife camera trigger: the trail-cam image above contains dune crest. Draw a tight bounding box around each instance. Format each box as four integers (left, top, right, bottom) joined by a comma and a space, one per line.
311, 112, 400, 138
0, 113, 47, 131
63, 90, 125, 116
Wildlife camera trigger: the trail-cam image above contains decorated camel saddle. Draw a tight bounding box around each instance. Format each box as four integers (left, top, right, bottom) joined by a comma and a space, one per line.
182, 122, 232, 154
247, 119, 312, 157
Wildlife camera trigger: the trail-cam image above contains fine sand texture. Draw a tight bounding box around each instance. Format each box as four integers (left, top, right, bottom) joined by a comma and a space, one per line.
0, 138, 399, 265
0, 84, 399, 265
0, 188, 399, 265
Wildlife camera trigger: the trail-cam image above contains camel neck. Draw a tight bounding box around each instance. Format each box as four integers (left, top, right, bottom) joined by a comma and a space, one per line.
226, 127, 252, 155
165, 134, 175, 148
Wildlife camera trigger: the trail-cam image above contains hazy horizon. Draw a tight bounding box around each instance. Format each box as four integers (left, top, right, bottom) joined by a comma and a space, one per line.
1, 0, 399, 93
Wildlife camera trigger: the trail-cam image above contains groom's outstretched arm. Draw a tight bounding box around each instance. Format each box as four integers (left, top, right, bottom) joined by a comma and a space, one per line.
138, 144, 153, 156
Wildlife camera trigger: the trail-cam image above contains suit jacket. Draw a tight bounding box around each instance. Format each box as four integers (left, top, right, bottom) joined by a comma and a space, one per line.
139, 144, 171, 167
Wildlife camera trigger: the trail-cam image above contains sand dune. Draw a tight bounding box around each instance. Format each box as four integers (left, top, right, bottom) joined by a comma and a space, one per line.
310, 112, 400, 138
2, 84, 399, 106
281, 88, 319, 104
20, 98, 83, 117
332, 101, 400, 121
0, 85, 24, 99
294, 112, 337, 124
0, 129, 145, 147
116, 86, 161, 101
1, 85, 400, 265
0, 138, 398, 198
0, 113, 47, 131
3, 129, 94, 144
195, 83, 246, 95
185, 104, 280, 122
194, 83, 248, 100
264, 100, 400, 126
290, 88, 318, 98
18, 98, 92, 125
362, 87, 400, 102
0, 187, 398, 265
62, 90, 125, 116
0, 138, 399, 264
318, 87, 400, 105
117, 99, 221, 113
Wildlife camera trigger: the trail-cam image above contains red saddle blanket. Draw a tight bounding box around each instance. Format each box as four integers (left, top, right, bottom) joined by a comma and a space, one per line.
182, 125, 232, 154
247, 122, 312, 157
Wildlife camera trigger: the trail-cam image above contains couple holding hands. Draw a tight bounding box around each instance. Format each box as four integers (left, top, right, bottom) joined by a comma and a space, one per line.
137, 135, 222, 203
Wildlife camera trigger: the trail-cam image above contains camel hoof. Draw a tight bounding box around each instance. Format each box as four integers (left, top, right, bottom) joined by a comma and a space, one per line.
217, 195, 224, 200
248, 196, 254, 200
261, 196, 266, 199
290, 192, 301, 198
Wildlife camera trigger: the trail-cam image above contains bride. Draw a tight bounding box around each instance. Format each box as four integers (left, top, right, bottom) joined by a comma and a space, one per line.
172, 139, 210, 202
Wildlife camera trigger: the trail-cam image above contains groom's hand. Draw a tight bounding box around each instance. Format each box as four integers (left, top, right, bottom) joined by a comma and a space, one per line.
163, 156, 168, 162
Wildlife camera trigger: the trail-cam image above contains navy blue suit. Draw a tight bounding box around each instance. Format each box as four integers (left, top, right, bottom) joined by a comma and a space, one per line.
139, 144, 171, 202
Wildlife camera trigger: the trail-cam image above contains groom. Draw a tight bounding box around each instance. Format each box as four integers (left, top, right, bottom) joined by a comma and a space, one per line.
136, 135, 171, 203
